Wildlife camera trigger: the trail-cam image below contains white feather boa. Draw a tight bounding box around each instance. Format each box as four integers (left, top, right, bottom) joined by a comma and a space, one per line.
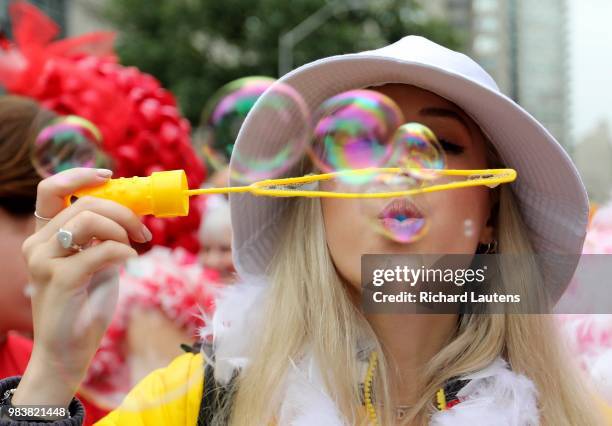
199, 276, 540, 425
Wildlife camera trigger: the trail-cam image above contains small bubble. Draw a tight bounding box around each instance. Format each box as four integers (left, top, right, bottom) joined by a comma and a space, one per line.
463, 219, 475, 237
32, 115, 109, 177
390, 122, 446, 180
23, 283, 37, 298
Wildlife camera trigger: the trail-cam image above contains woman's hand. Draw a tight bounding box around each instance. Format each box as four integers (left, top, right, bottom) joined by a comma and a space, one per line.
12, 168, 152, 408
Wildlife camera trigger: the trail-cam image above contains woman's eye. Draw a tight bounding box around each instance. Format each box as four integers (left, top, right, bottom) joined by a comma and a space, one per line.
439, 138, 465, 155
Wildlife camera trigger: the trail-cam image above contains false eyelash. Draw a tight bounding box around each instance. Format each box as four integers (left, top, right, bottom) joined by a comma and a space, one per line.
439, 138, 465, 154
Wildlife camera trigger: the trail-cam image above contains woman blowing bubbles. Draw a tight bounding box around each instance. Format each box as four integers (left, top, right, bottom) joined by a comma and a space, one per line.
2, 37, 607, 425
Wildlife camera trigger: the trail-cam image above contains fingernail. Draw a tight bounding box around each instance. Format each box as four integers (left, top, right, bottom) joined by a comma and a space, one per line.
141, 226, 153, 242
96, 169, 113, 178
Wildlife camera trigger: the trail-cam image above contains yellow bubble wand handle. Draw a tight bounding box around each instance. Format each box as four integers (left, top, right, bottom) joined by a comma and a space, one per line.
68, 168, 516, 218
67, 170, 193, 217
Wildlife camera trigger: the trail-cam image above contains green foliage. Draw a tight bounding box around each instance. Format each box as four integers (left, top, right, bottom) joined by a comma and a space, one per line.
106, 0, 464, 124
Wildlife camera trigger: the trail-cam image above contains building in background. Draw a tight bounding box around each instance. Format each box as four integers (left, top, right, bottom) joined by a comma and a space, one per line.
471, 0, 571, 150
425, 0, 571, 150
469, 0, 512, 94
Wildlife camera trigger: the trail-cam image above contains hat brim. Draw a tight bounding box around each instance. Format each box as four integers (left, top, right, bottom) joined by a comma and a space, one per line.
230, 53, 588, 301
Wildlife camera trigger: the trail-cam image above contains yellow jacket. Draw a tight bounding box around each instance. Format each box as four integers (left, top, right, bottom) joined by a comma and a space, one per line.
598, 397, 612, 426
95, 352, 203, 426
95, 352, 612, 425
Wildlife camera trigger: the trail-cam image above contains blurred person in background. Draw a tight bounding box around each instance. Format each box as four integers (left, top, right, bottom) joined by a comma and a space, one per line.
198, 194, 235, 283
0, 96, 54, 368
0, 95, 110, 424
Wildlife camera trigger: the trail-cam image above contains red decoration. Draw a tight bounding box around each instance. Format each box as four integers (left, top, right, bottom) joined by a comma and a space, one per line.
0, 1, 206, 253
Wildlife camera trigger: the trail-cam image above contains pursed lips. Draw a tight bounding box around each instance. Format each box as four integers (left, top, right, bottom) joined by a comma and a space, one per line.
377, 198, 427, 243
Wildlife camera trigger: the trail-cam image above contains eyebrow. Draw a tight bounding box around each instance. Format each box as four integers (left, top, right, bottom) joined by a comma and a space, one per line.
418, 107, 471, 134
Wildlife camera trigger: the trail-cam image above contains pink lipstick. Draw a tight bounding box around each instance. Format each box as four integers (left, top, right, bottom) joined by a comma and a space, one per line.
376, 198, 428, 243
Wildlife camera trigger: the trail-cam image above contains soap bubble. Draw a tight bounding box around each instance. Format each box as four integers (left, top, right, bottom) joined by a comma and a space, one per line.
228, 80, 311, 183
31, 115, 110, 177
197, 76, 276, 173
308, 90, 404, 185
389, 122, 446, 181
464, 219, 475, 237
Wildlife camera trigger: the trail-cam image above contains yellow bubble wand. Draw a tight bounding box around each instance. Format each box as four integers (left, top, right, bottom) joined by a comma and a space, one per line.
68, 168, 516, 218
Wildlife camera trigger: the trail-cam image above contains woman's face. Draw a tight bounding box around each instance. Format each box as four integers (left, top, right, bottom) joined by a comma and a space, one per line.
321, 84, 495, 288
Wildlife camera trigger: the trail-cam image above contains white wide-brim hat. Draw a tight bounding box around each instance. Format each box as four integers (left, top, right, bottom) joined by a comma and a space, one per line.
229, 36, 588, 301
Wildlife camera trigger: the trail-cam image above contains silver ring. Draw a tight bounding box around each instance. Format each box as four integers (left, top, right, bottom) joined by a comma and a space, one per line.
34, 211, 52, 222
57, 228, 83, 252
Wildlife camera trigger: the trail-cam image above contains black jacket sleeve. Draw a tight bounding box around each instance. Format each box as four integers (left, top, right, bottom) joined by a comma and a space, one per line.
0, 376, 84, 425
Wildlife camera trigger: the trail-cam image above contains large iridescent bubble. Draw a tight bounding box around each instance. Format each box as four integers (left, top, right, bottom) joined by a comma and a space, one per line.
227, 80, 311, 183
31, 115, 111, 177
197, 76, 276, 173
308, 89, 404, 184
